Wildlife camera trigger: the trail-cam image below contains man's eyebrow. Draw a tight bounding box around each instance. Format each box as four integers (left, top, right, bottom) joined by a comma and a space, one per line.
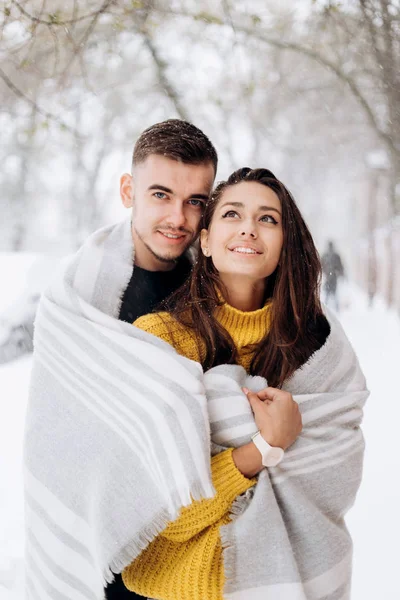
148, 184, 173, 193
148, 184, 209, 201
220, 201, 281, 215
190, 194, 209, 201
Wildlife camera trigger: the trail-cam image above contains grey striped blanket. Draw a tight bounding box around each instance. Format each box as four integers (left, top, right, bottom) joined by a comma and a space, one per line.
206, 337, 368, 600
24, 217, 368, 600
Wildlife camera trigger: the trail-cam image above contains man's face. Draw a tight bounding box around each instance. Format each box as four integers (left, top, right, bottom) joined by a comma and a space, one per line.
120, 155, 215, 271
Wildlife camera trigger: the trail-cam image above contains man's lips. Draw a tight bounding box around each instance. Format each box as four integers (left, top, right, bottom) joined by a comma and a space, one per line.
157, 230, 188, 243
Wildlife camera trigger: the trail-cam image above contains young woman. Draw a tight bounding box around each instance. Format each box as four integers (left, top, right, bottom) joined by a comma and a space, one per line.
122, 167, 333, 599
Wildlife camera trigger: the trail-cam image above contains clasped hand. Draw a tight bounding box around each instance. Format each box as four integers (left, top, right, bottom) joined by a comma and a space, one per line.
243, 386, 302, 450
231, 387, 302, 478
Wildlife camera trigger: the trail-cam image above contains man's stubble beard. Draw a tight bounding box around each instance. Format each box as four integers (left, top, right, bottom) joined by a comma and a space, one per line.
133, 225, 193, 265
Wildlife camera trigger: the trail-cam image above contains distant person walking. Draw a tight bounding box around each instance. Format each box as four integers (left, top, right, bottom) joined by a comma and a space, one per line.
322, 240, 344, 311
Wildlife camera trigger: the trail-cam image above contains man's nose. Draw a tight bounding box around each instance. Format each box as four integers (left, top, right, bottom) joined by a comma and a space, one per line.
167, 202, 186, 229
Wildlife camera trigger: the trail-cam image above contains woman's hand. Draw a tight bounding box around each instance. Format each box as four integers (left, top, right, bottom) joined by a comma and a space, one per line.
232, 387, 302, 478
244, 386, 302, 450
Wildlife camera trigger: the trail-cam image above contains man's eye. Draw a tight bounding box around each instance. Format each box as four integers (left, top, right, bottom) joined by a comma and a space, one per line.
154, 192, 167, 199
188, 198, 205, 208
222, 210, 239, 218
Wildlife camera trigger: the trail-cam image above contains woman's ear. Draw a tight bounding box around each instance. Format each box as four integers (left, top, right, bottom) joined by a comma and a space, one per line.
200, 229, 210, 257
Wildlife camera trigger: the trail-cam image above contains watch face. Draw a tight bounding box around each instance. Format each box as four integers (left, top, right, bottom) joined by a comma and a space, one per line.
252, 432, 284, 467
265, 447, 284, 467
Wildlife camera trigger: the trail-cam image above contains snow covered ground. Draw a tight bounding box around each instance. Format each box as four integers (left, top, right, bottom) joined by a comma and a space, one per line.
340, 292, 400, 600
0, 255, 399, 600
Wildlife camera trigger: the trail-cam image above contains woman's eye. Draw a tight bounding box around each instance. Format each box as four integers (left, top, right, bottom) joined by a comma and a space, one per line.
260, 215, 278, 224
222, 210, 239, 218
154, 192, 167, 199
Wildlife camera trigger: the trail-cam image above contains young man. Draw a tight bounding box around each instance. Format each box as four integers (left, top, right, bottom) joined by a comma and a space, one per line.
117, 120, 217, 324
106, 119, 217, 599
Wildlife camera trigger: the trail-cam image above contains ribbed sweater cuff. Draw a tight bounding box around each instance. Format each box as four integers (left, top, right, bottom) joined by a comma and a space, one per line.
211, 448, 256, 503
160, 449, 256, 542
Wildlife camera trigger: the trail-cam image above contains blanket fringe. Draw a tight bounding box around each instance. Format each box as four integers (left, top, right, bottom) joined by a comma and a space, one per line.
106, 481, 215, 582
219, 489, 254, 596
106, 509, 172, 581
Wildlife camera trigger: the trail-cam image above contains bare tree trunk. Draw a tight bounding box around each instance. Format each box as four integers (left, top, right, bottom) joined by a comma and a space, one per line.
12, 104, 37, 251
384, 151, 400, 306
83, 143, 108, 234
385, 227, 394, 306
367, 173, 378, 306
69, 104, 86, 248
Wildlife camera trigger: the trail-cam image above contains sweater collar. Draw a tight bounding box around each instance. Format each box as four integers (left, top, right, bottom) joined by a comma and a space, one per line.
214, 294, 272, 350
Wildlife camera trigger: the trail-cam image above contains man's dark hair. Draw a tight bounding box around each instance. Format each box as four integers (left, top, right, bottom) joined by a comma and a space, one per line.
132, 119, 218, 173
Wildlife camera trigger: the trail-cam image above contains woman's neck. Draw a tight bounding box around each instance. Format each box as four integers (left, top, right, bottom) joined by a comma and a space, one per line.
219, 275, 266, 312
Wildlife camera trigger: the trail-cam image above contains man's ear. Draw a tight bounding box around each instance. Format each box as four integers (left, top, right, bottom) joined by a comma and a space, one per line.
120, 173, 134, 208
200, 229, 210, 256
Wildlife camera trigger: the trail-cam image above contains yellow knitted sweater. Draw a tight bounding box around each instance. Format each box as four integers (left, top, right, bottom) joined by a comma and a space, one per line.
122, 299, 271, 600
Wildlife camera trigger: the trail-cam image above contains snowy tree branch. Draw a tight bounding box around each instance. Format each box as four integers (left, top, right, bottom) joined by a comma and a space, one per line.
58, 0, 114, 86
141, 32, 190, 121
10, 0, 114, 27
151, 6, 396, 155
0, 66, 78, 134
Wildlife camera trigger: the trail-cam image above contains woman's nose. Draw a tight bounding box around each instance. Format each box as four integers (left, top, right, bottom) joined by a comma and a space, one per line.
240, 230, 257, 238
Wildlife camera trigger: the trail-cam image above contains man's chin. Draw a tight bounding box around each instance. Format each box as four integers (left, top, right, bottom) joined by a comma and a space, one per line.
154, 252, 181, 264
149, 244, 190, 264
152, 237, 194, 262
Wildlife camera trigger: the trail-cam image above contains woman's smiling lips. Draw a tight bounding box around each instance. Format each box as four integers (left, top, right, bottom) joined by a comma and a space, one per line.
228, 243, 263, 255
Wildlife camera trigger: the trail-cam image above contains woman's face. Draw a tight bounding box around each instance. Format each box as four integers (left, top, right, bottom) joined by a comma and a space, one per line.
200, 181, 283, 285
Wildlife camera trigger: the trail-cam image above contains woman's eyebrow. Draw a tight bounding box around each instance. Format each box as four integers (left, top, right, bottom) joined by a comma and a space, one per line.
220, 201, 244, 209
220, 201, 281, 215
258, 205, 281, 215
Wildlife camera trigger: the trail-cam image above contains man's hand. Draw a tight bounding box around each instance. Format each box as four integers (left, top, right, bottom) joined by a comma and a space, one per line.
243, 387, 302, 450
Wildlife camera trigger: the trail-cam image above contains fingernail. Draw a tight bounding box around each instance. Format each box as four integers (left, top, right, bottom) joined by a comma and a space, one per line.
242, 387, 249, 394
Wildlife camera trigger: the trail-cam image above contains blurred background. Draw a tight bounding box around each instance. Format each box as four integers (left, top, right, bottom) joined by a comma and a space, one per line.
0, 1, 399, 599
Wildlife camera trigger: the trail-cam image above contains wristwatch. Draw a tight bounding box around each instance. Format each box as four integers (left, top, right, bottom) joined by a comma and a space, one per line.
251, 431, 284, 467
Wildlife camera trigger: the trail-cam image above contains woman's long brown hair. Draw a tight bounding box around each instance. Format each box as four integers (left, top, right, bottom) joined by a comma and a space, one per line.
163, 167, 328, 388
